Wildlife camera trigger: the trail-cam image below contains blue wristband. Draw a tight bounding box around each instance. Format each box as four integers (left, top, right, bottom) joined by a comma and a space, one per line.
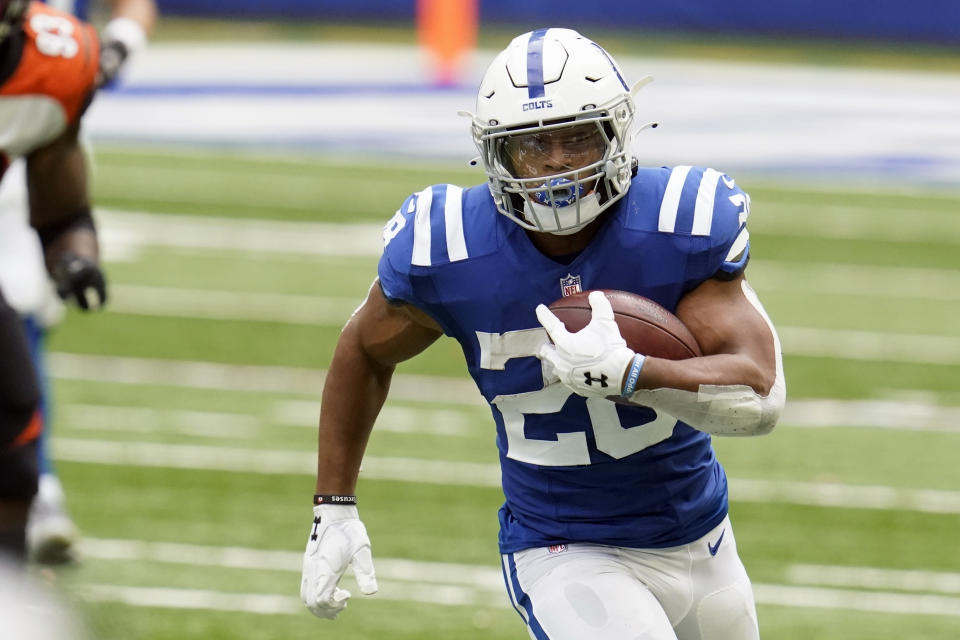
621, 354, 646, 397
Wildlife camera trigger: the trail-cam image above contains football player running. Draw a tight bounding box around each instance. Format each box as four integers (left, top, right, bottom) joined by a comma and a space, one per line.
0, 0, 108, 562
0, 0, 155, 564
301, 28, 785, 640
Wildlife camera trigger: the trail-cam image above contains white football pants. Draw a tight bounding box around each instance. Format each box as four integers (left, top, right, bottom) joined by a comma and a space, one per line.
501, 515, 759, 640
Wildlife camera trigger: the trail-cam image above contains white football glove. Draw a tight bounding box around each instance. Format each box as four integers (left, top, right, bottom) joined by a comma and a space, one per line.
536, 291, 636, 398
300, 504, 378, 619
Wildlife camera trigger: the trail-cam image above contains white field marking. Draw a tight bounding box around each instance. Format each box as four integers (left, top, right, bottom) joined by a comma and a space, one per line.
51, 438, 503, 487
98, 285, 960, 363
96, 208, 960, 266
108, 284, 363, 326
97, 209, 384, 260
50, 353, 960, 431
778, 326, 960, 365
60, 402, 478, 438
79, 584, 304, 615
780, 398, 960, 434
50, 437, 960, 514
729, 478, 960, 514
80, 538, 504, 590
752, 584, 960, 617
48, 353, 485, 406
75, 538, 960, 616
61, 397, 960, 442
76, 583, 960, 617
80, 582, 507, 613
62, 404, 259, 439
750, 260, 960, 302
787, 564, 960, 595
271, 400, 476, 436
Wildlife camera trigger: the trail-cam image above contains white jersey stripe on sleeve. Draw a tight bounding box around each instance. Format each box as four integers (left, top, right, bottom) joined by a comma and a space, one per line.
411, 187, 434, 266
725, 227, 750, 262
658, 165, 691, 233
444, 185, 468, 262
693, 168, 722, 237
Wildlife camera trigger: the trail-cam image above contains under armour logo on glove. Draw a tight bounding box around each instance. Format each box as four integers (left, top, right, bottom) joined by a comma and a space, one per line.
584, 372, 609, 387
310, 516, 321, 541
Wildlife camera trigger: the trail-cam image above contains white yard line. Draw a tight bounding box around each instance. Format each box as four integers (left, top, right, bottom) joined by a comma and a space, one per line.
107, 285, 364, 325
779, 326, 960, 365
62, 402, 478, 437
50, 354, 960, 429
48, 353, 484, 405
74, 538, 960, 616
51, 437, 960, 514
750, 260, 960, 302
753, 584, 960, 617
98, 208, 960, 262
98, 210, 384, 259
788, 565, 960, 595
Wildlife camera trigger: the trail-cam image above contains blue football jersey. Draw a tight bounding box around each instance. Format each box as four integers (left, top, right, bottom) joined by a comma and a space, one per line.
378, 166, 752, 553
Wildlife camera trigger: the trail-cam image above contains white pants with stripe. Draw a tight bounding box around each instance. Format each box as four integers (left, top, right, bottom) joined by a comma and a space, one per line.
501, 515, 759, 640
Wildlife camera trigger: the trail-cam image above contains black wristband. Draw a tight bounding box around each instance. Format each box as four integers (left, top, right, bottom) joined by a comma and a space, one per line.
36, 208, 96, 252
313, 494, 357, 506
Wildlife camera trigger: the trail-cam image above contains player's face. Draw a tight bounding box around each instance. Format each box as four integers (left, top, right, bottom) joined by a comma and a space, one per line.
503, 123, 606, 179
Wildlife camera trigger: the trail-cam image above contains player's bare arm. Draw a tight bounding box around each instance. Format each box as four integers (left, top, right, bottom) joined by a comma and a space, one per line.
316, 279, 442, 494
638, 273, 777, 395
26, 123, 107, 311
26, 123, 94, 268
302, 280, 441, 619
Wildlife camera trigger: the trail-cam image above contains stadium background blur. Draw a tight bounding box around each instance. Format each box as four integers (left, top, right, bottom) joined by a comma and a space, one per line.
36, 1, 960, 638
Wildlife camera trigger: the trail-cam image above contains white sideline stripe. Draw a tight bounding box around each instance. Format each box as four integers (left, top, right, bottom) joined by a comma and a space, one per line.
78, 583, 960, 617
779, 326, 960, 365
753, 584, 960, 618
80, 538, 504, 590
63, 404, 260, 438
109, 285, 362, 326
787, 564, 960, 595
98, 209, 384, 258
102, 287, 960, 359
730, 478, 960, 514
61, 402, 477, 437
750, 260, 960, 302
48, 353, 485, 406
75, 539, 960, 616
50, 438, 960, 514
80, 584, 304, 615
781, 398, 960, 433
49, 353, 960, 429
51, 438, 503, 487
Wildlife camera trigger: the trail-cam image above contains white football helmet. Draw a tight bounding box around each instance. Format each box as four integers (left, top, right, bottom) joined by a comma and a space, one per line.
466, 28, 652, 235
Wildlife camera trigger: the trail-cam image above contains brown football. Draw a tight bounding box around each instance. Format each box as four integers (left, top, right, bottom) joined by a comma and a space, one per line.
548, 290, 702, 359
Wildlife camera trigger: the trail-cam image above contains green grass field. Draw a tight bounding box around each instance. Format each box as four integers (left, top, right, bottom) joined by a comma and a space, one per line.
35, 144, 960, 640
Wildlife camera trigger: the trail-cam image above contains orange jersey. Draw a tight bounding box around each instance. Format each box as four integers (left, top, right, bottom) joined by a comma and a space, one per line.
0, 2, 99, 163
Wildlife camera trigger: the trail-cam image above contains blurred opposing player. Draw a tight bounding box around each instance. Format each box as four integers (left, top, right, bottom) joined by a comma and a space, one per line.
300, 28, 786, 639
0, 0, 154, 564
0, 0, 107, 562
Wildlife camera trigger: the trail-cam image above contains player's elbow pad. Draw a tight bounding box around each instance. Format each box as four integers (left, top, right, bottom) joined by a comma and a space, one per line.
626, 368, 786, 437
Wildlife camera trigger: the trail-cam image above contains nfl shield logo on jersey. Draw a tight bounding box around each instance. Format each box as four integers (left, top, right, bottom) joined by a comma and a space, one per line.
560, 274, 582, 297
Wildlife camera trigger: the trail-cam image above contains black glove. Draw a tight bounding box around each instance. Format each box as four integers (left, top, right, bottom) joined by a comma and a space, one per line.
53, 253, 108, 311
98, 39, 129, 88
